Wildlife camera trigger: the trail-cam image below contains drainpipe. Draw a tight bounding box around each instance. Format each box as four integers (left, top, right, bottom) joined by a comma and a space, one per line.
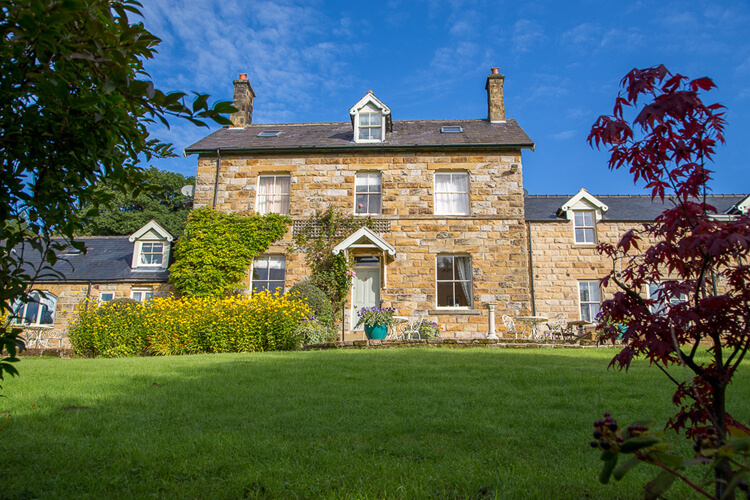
526, 221, 536, 316
212, 149, 221, 208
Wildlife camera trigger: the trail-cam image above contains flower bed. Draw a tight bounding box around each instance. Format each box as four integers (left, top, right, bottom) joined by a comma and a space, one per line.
68, 291, 310, 357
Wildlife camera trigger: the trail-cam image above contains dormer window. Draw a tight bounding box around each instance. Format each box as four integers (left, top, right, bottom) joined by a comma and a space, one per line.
358, 111, 382, 141
573, 211, 596, 244
349, 91, 391, 144
128, 220, 174, 270
558, 188, 608, 246
139, 242, 164, 266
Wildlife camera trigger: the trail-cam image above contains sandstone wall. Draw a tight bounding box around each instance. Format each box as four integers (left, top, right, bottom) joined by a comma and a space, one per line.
529, 220, 644, 322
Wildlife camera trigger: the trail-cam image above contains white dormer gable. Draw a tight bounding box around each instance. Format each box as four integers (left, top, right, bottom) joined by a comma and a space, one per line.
558, 188, 609, 221
129, 220, 174, 270
332, 227, 396, 256
728, 194, 750, 215
349, 91, 392, 144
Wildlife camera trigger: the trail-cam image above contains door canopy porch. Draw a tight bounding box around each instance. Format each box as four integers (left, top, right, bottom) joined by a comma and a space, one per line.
332, 227, 396, 257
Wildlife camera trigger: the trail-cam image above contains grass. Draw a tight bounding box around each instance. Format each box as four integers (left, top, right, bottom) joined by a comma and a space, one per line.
0, 348, 748, 499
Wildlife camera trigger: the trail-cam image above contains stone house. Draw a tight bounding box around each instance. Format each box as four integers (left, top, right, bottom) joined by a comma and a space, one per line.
11, 220, 175, 346
14, 69, 747, 344
524, 190, 750, 324
185, 69, 535, 338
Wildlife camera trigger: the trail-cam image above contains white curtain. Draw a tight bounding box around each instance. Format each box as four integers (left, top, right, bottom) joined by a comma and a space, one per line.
435, 173, 452, 214
258, 176, 290, 214
453, 173, 469, 214
455, 257, 473, 307
435, 173, 469, 215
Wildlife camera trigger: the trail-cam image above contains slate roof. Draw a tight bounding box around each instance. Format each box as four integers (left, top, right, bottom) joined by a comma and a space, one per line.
525, 194, 748, 222
18, 237, 170, 283
185, 119, 534, 153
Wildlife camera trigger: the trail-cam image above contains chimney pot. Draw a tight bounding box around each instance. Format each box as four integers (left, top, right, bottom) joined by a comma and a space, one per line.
491, 67, 499, 74
230, 74, 256, 127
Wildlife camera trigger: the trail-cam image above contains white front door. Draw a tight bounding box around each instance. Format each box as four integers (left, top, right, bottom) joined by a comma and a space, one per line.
351, 267, 380, 330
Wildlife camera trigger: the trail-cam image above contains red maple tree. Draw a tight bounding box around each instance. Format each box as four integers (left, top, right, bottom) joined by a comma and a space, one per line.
588, 65, 750, 496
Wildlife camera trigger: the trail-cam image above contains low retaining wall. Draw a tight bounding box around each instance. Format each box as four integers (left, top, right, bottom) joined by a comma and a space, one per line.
17, 348, 75, 358
304, 337, 608, 350
16, 338, 612, 358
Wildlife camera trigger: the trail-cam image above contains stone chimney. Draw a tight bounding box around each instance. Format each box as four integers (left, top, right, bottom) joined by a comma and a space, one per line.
485, 67, 505, 123
230, 73, 255, 127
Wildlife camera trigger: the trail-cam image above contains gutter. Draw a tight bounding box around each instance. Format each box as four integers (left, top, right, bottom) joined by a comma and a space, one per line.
185, 142, 535, 156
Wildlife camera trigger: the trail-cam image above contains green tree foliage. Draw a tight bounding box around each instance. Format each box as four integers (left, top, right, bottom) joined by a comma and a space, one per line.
79, 167, 195, 236
288, 280, 334, 330
0, 0, 234, 387
169, 207, 291, 297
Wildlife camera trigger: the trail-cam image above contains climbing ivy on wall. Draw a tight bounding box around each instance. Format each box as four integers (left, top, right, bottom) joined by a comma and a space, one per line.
169, 207, 290, 297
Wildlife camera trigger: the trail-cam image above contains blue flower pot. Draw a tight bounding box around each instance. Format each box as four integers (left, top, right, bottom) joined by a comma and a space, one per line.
364, 324, 388, 340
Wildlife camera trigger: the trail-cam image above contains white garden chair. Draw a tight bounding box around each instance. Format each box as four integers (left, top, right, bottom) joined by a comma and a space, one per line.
502, 315, 524, 339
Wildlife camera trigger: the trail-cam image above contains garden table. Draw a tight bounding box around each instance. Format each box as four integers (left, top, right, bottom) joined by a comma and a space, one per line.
516, 316, 549, 340
566, 320, 595, 341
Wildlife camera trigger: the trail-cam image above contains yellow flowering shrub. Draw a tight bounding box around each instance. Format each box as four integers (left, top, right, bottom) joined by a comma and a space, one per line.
68, 291, 310, 357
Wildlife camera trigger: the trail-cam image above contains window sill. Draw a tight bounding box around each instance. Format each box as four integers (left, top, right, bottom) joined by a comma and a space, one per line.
428, 309, 481, 316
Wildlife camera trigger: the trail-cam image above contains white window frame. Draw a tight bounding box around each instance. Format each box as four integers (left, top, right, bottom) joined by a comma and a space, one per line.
648, 282, 687, 315
251, 255, 286, 295
436, 255, 473, 309
434, 172, 470, 215
99, 292, 115, 303
137, 241, 165, 266
11, 291, 57, 326
354, 172, 382, 215
573, 210, 596, 244
131, 289, 154, 303
256, 175, 291, 215
353, 103, 385, 143
578, 281, 601, 322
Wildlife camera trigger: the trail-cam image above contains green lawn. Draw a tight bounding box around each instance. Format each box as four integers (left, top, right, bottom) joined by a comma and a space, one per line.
1, 348, 747, 499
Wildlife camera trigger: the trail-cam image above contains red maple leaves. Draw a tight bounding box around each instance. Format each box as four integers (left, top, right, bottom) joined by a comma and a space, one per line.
589, 65, 750, 439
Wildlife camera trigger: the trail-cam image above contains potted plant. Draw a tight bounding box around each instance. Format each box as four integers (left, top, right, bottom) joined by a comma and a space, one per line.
417, 320, 440, 339
355, 306, 395, 340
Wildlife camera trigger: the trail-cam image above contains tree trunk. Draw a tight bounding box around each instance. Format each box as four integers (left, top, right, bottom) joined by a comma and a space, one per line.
712, 381, 732, 499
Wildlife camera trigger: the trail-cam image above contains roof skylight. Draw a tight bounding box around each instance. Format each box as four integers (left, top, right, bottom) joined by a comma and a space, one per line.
440, 126, 463, 133
258, 130, 281, 137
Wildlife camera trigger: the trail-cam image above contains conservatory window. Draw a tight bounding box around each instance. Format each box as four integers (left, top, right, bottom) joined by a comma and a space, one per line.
11, 291, 57, 326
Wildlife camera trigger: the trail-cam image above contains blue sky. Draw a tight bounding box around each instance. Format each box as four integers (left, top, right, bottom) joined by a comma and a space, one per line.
140, 0, 750, 196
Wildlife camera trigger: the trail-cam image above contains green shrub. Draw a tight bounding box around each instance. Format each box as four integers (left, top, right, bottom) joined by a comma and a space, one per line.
295, 318, 338, 345
68, 292, 311, 357
68, 298, 148, 357
288, 280, 335, 329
